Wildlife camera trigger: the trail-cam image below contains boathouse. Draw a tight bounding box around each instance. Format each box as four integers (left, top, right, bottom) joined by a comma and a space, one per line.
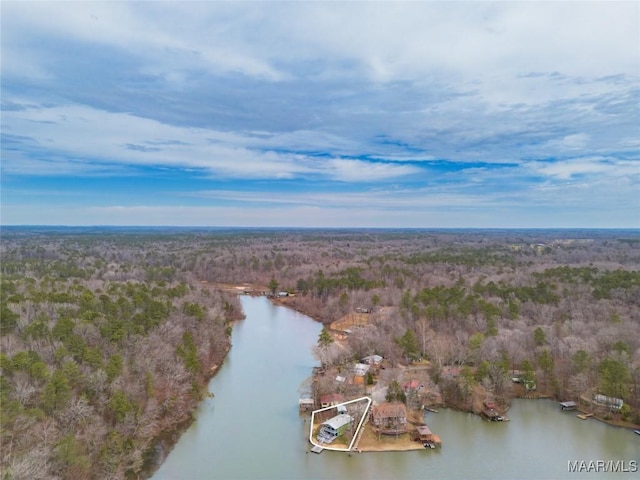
559, 401, 577, 411
371, 402, 407, 434
412, 425, 442, 448
299, 397, 315, 412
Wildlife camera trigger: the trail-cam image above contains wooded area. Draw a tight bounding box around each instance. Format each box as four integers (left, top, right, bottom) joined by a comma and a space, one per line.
1, 227, 638, 478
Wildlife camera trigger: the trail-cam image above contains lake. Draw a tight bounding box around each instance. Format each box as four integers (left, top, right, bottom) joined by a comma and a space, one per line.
153, 296, 639, 479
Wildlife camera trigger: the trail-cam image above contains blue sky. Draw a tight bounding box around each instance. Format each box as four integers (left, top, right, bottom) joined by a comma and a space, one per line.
1, 1, 638, 228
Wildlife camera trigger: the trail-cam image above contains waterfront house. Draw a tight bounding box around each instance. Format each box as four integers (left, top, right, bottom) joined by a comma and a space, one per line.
593, 394, 623, 410
317, 413, 353, 444
371, 402, 408, 434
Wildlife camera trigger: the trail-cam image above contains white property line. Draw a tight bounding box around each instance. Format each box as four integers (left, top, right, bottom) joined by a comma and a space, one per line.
308, 396, 372, 452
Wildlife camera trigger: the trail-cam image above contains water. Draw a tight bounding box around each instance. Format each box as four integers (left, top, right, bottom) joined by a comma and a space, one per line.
153, 296, 639, 479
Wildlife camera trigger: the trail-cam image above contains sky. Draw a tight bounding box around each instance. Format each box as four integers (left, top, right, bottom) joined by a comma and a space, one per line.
1, 1, 639, 228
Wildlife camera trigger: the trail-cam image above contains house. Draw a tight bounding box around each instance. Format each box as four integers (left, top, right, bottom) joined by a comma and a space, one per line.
353, 363, 370, 376
320, 393, 345, 408
317, 413, 353, 444
402, 379, 420, 392
361, 355, 383, 365
593, 394, 623, 410
370, 402, 408, 434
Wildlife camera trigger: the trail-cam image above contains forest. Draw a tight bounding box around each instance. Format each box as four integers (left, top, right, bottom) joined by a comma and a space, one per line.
1, 227, 639, 478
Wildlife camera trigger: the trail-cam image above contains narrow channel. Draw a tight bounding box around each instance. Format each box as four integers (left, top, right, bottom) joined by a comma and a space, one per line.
153, 296, 639, 480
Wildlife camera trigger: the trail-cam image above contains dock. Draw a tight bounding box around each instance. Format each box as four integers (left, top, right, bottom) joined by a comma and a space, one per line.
412, 424, 442, 448
577, 413, 594, 420
310, 445, 324, 454
559, 401, 577, 411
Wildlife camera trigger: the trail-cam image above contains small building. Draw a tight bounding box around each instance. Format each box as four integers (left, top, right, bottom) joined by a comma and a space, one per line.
317, 414, 353, 444
412, 424, 442, 448
371, 402, 408, 434
559, 401, 577, 411
299, 398, 315, 412
361, 354, 383, 365
353, 363, 370, 376
320, 393, 345, 409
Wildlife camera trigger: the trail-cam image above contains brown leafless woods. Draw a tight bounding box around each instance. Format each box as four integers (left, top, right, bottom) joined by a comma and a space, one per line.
1, 228, 638, 478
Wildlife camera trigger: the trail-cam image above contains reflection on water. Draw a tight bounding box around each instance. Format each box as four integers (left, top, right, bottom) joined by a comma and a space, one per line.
154, 296, 639, 480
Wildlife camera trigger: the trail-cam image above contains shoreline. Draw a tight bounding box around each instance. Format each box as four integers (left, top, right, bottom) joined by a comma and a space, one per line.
141, 340, 234, 478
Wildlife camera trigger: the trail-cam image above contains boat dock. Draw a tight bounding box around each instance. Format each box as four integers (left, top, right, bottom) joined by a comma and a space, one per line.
310, 445, 324, 454
559, 401, 577, 411
577, 413, 594, 420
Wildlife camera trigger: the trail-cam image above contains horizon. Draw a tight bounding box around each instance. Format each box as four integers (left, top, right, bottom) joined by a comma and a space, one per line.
1, 2, 639, 228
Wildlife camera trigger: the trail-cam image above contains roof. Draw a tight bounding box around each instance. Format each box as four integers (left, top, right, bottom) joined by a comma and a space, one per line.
353, 363, 370, 376
322, 413, 353, 430
320, 393, 345, 405
403, 379, 420, 390
415, 425, 432, 436
371, 402, 407, 419
361, 354, 383, 364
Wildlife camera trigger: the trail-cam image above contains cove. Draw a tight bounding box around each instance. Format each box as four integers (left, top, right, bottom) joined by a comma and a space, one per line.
153, 296, 639, 480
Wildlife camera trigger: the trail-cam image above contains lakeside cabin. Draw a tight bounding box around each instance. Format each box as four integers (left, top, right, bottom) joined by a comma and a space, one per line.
317, 414, 354, 444
371, 402, 408, 435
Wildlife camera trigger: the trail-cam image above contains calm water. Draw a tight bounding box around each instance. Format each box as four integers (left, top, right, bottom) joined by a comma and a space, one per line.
153, 296, 639, 480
